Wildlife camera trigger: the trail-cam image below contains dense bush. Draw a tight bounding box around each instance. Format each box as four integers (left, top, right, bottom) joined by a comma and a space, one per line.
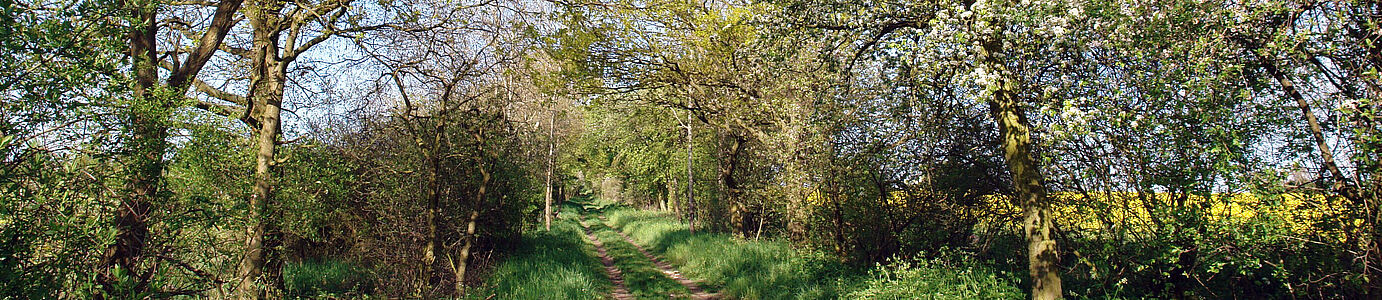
845, 257, 1022, 300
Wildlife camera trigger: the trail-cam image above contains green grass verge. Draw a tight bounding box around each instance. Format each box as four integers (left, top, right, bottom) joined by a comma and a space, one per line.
600, 207, 844, 300
595, 201, 1021, 300
468, 205, 612, 299
843, 257, 1022, 299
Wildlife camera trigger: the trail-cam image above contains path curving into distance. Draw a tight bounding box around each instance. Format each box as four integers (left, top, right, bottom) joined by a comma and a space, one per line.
579, 218, 635, 300
597, 215, 718, 300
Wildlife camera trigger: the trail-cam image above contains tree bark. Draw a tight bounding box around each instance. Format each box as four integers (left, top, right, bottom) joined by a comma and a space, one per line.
236, 0, 288, 297
421, 119, 444, 287
454, 129, 491, 295
454, 208, 480, 294
719, 133, 746, 236
685, 111, 697, 233
546, 108, 555, 231
422, 143, 441, 275
1262, 54, 1353, 193
970, 1, 1063, 298
421, 75, 461, 293
99, 2, 158, 294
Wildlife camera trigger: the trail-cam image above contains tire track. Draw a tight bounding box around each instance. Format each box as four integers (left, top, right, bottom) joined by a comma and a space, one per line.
579, 217, 634, 300
598, 215, 718, 300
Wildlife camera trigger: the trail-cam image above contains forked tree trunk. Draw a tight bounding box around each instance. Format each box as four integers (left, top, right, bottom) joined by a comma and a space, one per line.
424, 76, 463, 293
421, 83, 456, 286
420, 127, 444, 287
100, 0, 243, 295
236, 1, 289, 296
718, 133, 746, 236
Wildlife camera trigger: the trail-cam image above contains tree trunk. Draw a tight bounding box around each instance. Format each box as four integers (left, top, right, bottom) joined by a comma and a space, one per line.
100, 0, 243, 293
453, 129, 491, 295
235, 79, 286, 299
454, 162, 488, 295
99, 3, 159, 295
236, 2, 288, 297
423, 76, 466, 295
454, 209, 481, 294
546, 108, 555, 231
421, 131, 442, 282
665, 177, 675, 212
686, 112, 697, 233
1261, 54, 1353, 194
1257, 48, 1382, 297
719, 133, 746, 236
970, 2, 1063, 298
830, 180, 847, 257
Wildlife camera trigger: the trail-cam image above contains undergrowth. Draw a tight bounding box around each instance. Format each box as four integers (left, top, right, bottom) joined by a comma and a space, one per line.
844, 256, 1023, 299
284, 259, 373, 298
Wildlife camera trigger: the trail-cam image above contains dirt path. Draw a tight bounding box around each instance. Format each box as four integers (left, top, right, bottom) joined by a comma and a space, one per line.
598, 216, 718, 300
579, 218, 634, 300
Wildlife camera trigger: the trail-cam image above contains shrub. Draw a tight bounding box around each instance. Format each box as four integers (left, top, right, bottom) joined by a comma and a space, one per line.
844, 257, 1022, 300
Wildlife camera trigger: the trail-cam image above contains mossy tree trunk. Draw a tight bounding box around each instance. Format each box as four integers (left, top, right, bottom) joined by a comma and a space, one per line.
969, 1, 1062, 298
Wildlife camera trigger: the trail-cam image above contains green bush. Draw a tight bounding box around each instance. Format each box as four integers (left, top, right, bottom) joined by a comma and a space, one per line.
844, 257, 1022, 299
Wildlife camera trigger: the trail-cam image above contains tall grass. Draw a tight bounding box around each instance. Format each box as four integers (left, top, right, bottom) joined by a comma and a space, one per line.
469, 206, 611, 299
601, 207, 844, 299
843, 256, 1022, 299
596, 205, 1022, 300
284, 259, 373, 298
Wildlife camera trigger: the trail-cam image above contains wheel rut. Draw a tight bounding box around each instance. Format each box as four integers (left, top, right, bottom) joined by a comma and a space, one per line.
597, 215, 718, 300
579, 217, 634, 300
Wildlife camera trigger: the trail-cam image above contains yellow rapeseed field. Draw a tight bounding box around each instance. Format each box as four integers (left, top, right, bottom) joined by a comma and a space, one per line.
806, 189, 1362, 240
